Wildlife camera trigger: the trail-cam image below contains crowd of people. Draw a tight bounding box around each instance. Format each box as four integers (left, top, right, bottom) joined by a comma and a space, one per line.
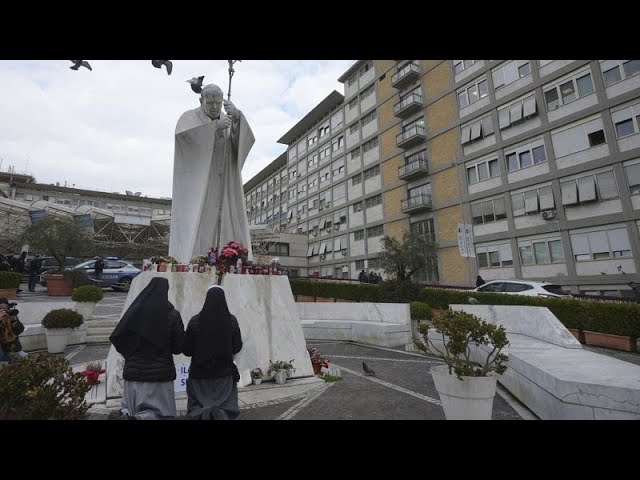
108, 278, 242, 421
358, 270, 381, 284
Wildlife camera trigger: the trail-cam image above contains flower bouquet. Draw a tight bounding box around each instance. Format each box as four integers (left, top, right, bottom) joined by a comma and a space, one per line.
80, 361, 106, 386
307, 347, 329, 375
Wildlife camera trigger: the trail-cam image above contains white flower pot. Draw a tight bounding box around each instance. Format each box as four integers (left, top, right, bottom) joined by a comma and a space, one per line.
252, 378, 262, 385
274, 370, 287, 385
45, 328, 73, 354
75, 302, 96, 321
430, 364, 497, 420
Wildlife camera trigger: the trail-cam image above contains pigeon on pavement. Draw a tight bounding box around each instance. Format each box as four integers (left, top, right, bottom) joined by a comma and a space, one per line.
362, 362, 375, 376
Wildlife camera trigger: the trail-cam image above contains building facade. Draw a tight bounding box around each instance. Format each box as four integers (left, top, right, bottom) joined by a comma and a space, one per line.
244, 60, 640, 295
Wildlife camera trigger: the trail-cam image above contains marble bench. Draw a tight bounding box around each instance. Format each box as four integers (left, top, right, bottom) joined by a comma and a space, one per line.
298, 302, 411, 348
426, 305, 640, 419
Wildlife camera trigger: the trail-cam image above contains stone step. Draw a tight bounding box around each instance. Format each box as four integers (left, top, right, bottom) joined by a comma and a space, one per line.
86, 335, 111, 344
86, 327, 116, 336
87, 319, 119, 328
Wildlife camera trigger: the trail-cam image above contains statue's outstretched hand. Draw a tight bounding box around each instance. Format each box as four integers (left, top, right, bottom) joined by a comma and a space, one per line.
223, 100, 240, 120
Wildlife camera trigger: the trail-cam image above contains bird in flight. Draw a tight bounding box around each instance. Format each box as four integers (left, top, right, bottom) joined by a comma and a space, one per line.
187, 76, 205, 94
70, 60, 92, 71
152, 60, 173, 75
362, 362, 375, 376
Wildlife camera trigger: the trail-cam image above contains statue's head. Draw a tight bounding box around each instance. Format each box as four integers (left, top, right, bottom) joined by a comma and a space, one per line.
200, 84, 224, 119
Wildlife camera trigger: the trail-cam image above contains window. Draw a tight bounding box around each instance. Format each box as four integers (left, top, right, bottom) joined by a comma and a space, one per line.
308, 153, 318, 168
461, 115, 494, 145
355, 259, 366, 270
367, 225, 384, 237
518, 237, 564, 265
332, 135, 344, 152
625, 162, 640, 194
319, 145, 331, 161
498, 94, 537, 130
476, 243, 513, 268
348, 98, 358, 110
511, 185, 554, 216
331, 111, 343, 130
360, 84, 375, 100
363, 165, 380, 180
350, 146, 361, 159
410, 219, 436, 243
361, 109, 377, 126
364, 194, 382, 208
570, 227, 632, 261
466, 158, 500, 185
331, 160, 345, 177
505, 140, 547, 172
453, 60, 476, 76
352, 201, 363, 212
333, 182, 346, 200
351, 174, 362, 185
319, 167, 331, 184
354, 229, 365, 241
543, 68, 595, 110
561, 170, 618, 206
347, 75, 357, 87
551, 116, 606, 157
611, 101, 640, 139
308, 134, 318, 147
349, 123, 359, 134
362, 137, 379, 153
492, 60, 531, 90
601, 60, 640, 87
457, 77, 489, 109
471, 197, 507, 225
318, 125, 330, 139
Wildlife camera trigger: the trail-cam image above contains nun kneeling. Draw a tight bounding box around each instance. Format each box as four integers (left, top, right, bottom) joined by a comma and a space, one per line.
183, 285, 243, 420
109, 277, 185, 420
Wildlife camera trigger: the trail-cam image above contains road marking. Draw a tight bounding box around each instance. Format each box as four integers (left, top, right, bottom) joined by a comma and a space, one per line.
329, 354, 441, 364
277, 383, 331, 420
65, 344, 86, 362
334, 363, 442, 406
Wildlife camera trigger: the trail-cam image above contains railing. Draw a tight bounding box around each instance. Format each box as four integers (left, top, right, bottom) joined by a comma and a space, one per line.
398, 159, 428, 178
394, 93, 423, 116
396, 125, 426, 147
401, 194, 432, 211
391, 62, 420, 88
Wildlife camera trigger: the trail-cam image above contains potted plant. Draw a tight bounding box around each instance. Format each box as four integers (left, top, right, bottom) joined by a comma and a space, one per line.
71, 285, 104, 321
267, 359, 295, 385
21, 216, 93, 296
0, 272, 22, 298
414, 309, 509, 420
41, 308, 84, 354
307, 347, 328, 375
0, 353, 91, 419
250, 368, 263, 385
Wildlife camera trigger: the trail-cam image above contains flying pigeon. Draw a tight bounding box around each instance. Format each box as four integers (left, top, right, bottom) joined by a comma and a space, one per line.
362, 362, 375, 376
70, 60, 92, 71
187, 76, 205, 94
468, 297, 479, 304
151, 60, 173, 75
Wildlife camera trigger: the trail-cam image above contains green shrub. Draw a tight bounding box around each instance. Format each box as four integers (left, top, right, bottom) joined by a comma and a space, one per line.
418, 288, 640, 337
379, 279, 421, 303
290, 280, 381, 302
0, 353, 91, 419
41, 309, 84, 329
0, 272, 22, 290
72, 285, 104, 303
410, 301, 433, 321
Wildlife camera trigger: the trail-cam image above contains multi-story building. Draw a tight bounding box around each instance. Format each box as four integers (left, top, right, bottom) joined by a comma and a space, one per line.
248, 59, 640, 295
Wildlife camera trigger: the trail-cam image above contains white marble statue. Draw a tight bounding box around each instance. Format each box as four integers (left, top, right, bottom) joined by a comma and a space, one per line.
169, 84, 254, 263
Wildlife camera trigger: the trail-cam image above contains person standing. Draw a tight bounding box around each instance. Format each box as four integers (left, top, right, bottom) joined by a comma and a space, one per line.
183, 285, 243, 420
94, 256, 105, 282
476, 275, 486, 287
0, 298, 27, 361
108, 277, 185, 420
27, 255, 42, 292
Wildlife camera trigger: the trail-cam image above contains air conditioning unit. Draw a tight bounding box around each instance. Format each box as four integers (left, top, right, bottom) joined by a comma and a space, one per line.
334, 224, 340, 231
541, 209, 557, 220
319, 206, 324, 211
341, 250, 348, 256
311, 232, 317, 237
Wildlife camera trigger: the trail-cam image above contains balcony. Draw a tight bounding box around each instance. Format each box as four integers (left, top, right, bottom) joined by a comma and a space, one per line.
401, 194, 432, 213
396, 125, 426, 149
391, 63, 420, 89
394, 93, 423, 118
398, 159, 429, 181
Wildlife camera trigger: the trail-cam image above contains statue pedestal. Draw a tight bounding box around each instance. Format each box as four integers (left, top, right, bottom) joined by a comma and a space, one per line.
106, 272, 313, 399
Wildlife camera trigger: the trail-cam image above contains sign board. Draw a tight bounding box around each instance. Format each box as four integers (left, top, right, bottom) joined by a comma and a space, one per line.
457, 223, 476, 258
29, 209, 47, 224
174, 362, 190, 393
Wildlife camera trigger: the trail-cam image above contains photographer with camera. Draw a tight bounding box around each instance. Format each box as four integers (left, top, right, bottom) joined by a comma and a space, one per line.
0, 298, 27, 362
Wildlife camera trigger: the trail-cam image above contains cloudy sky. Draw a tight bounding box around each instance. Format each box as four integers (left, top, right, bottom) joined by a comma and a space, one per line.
0, 60, 355, 198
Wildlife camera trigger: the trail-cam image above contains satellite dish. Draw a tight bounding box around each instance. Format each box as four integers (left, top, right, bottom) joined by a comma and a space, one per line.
125, 190, 133, 196
134, 192, 141, 196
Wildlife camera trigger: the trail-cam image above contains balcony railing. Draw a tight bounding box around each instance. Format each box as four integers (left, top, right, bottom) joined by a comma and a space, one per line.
398, 159, 429, 180
396, 125, 426, 149
394, 93, 423, 118
401, 194, 432, 213
391, 63, 420, 89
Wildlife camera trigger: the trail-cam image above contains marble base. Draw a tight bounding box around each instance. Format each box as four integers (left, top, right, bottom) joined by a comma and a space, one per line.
106, 272, 313, 399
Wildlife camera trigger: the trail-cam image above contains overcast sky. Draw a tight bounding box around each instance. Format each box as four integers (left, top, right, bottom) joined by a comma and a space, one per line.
0, 60, 355, 199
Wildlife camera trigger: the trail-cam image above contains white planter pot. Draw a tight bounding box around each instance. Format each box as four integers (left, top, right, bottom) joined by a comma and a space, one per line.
252, 378, 262, 385
45, 328, 73, 354
274, 370, 287, 385
430, 364, 497, 420
75, 302, 96, 321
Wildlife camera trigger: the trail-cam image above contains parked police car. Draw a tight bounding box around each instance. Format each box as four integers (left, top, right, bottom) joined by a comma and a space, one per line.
75, 257, 141, 292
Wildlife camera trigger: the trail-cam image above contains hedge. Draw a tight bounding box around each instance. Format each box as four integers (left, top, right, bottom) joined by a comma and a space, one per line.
418, 288, 640, 338
289, 280, 381, 303
410, 301, 432, 321
0, 272, 22, 290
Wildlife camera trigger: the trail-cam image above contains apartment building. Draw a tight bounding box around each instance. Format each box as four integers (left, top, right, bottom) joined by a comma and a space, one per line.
456, 60, 640, 296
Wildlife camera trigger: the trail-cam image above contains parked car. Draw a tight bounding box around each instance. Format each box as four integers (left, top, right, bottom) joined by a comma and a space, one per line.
38, 257, 83, 286
73, 257, 141, 292
473, 280, 572, 298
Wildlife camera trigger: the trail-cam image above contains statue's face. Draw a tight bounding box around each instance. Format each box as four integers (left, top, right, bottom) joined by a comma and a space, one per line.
201, 91, 223, 119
